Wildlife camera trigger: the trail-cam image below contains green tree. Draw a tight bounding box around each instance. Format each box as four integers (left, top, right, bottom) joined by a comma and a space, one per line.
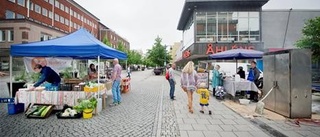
116, 41, 127, 52
127, 50, 142, 65
146, 36, 172, 66
103, 37, 111, 47
296, 16, 320, 61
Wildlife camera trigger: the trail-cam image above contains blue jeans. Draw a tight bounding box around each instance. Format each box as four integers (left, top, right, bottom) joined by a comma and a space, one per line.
169, 79, 175, 99
112, 80, 121, 103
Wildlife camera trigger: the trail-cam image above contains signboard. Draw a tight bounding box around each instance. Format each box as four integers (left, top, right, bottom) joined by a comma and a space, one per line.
197, 72, 209, 89
23, 57, 72, 73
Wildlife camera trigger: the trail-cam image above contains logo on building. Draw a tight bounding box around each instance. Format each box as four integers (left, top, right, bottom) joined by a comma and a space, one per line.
206, 43, 255, 55
183, 50, 191, 58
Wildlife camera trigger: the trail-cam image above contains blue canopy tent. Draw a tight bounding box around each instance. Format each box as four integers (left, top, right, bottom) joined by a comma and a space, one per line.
209, 48, 264, 72
10, 28, 127, 59
9, 28, 127, 97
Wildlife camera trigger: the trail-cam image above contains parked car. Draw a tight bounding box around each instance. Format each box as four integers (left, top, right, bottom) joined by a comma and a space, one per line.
153, 67, 165, 75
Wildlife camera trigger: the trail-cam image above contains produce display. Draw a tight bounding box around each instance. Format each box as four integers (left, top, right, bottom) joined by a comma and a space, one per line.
84, 82, 105, 92
25, 104, 53, 118
56, 105, 82, 119
61, 108, 78, 117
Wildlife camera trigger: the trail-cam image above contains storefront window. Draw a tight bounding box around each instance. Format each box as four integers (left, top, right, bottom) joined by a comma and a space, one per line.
183, 20, 194, 49
196, 12, 206, 42
194, 11, 260, 43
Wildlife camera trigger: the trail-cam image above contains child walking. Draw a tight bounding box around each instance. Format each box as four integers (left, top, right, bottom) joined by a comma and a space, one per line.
197, 83, 212, 115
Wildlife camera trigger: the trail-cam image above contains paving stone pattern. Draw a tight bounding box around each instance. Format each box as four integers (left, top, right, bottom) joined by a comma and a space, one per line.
0, 71, 171, 137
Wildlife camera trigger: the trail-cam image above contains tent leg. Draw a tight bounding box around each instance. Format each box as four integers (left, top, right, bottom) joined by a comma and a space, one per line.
10, 56, 13, 98
97, 56, 100, 99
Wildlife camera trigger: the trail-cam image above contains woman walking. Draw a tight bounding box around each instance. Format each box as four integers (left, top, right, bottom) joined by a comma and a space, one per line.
180, 61, 198, 113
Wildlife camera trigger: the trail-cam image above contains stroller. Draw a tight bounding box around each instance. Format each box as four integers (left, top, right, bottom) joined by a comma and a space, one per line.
215, 86, 226, 100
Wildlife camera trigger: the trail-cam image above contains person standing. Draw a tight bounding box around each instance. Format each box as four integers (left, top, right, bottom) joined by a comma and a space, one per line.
211, 65, 222, 96
247, 61, 260, 101
237, 66, 245, 79
168, 63, 176, 100
30, 64, 61, 91
127, 65, 131, 79
180, 61, 198, 113
110, 58, 122, 106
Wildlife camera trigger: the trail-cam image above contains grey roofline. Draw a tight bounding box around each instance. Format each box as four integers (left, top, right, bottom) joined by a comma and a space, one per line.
68, 0, 100, 21
177, 0, 269, 30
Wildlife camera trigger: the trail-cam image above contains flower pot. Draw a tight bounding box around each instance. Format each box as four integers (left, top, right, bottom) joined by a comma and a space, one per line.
83, 109, 93, 119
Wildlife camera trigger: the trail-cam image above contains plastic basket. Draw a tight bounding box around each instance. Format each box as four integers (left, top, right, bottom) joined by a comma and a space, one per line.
83, 109, 93, 119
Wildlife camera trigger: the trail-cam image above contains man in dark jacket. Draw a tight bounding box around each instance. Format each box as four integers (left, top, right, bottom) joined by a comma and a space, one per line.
237, 66, 245, 79
30, 64, 61, 91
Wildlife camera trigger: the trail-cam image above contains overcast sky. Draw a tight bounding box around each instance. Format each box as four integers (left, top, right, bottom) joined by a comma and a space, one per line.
75, 0, 320, 53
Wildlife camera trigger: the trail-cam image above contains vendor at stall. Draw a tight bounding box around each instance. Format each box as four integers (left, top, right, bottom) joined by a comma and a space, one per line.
88, 64, 97, 80
29, 64, 61, 91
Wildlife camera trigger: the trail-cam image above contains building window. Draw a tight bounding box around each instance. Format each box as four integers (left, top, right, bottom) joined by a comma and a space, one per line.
73, 22, 76, 28
8, 30, 14, 42
16, 14, 25, 19
8, 0, 15, 3
55, 0, 59, 8
22, 31, 28, 39
70, 9, 73, 16
42, 8, 48, 17
29, 2, 33, 11
17, 0, 25, 7
5, 10, 15, 19
70, 21, 73, 27
60, 16, 64, 24
0, 30, 5, 42
48, 11, 53, 19
60, 4, 64, 11
73, 12, 77, 18
65, 19, 69, 26
77, 14, 80, 20
35, 4, 41, 14
65, 7, 69, 13
49, 0, 53, 5
54, 13, 59, 21
195, 11, 260, 43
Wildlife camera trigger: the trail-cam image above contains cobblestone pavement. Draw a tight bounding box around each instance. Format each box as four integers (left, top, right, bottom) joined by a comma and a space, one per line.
1, 70, 320, 137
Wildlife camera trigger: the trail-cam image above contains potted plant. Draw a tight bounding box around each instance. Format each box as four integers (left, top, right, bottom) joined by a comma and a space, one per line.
60, 67, 73, 80
73, 97, 97, 119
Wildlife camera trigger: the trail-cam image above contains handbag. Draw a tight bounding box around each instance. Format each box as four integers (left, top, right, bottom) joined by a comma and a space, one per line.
185, 71, 196, 91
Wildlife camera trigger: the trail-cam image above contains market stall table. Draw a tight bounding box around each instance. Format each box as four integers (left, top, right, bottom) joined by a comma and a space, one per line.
223, 78, 261, 97
15, 89, 109, 110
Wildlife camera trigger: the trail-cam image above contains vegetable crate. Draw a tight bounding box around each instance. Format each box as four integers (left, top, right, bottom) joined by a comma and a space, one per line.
25, 103, 55, 119
7, 103, 25, 115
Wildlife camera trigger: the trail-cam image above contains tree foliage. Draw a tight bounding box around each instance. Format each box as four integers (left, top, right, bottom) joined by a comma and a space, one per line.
296, 16, 320, 61
103, 37, 111, 47
146, 36, 172, 67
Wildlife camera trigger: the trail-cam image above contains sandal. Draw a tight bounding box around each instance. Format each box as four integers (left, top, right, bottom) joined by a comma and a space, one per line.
189, 109, 193, 114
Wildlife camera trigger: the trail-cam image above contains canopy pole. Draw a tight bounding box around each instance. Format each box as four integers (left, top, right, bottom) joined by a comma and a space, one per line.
9, 56, 13, 98
97, 56, 100, 99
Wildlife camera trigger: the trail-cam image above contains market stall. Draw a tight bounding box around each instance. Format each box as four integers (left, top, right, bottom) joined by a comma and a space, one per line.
9, 28, 127, 117
209, 48, 263, 98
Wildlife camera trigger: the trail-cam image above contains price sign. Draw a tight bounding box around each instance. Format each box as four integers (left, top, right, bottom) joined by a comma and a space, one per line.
197, 72, 209, 89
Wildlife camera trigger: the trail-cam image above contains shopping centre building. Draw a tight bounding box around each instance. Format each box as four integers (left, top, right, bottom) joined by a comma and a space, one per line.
175, 0, 320, 67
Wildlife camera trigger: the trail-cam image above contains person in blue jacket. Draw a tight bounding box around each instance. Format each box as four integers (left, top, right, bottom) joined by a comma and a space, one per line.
30, 64, 61, 91
211, 65, 222, 96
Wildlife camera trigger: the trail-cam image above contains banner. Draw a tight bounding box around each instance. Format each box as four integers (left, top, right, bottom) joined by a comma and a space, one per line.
23, 57, 73, 73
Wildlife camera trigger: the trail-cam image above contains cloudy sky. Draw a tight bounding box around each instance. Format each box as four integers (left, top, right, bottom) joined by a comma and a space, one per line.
75, 0, 320, 53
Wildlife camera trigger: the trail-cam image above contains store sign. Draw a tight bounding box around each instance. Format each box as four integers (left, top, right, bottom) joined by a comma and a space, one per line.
183, 50, 191, 58
206, 43, 255, 55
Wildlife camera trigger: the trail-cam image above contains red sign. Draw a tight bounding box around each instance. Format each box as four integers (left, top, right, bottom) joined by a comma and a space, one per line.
183, 50, 191, 58
206, 44, 255, 55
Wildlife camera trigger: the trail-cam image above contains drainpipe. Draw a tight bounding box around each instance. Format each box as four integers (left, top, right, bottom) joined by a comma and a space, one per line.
282, 8, 292, 49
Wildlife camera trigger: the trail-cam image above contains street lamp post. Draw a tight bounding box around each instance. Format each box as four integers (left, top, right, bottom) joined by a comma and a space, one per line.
164, 45, 167, 67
